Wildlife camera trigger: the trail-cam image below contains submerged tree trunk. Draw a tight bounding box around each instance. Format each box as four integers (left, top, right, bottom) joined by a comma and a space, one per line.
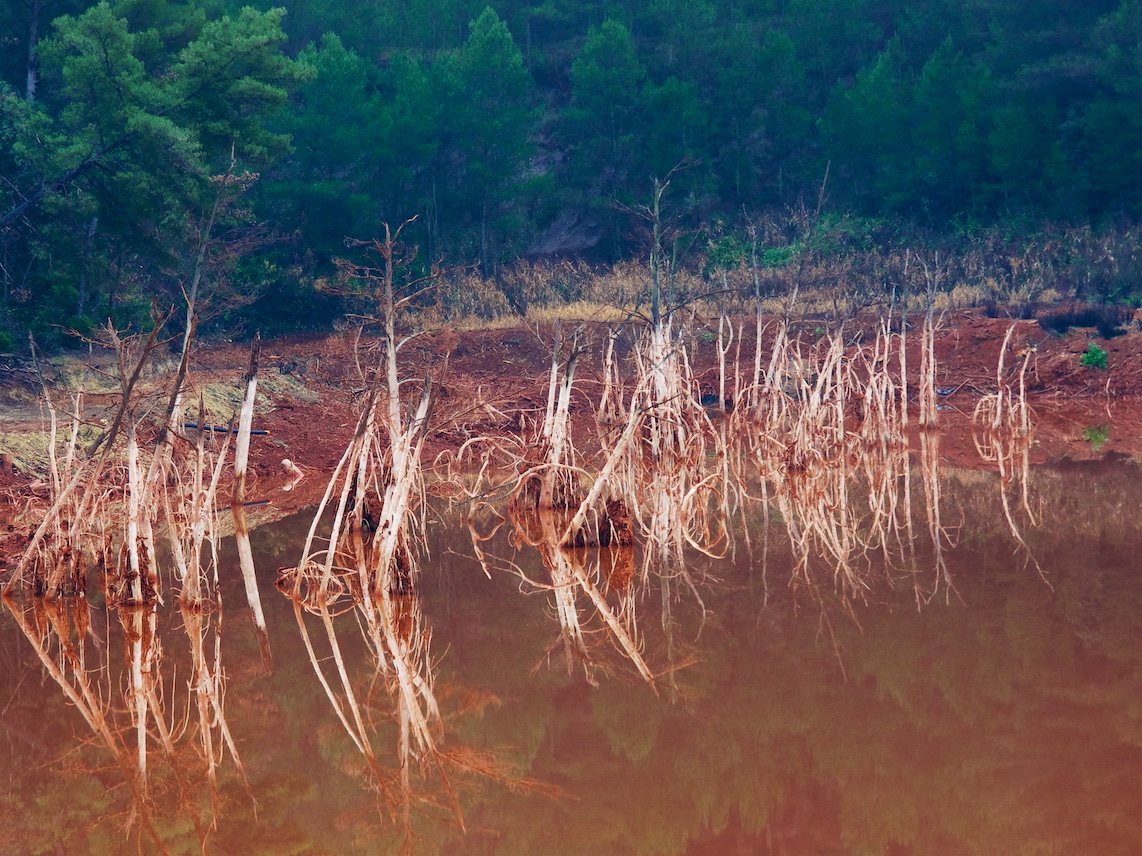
232, 334, 271, 670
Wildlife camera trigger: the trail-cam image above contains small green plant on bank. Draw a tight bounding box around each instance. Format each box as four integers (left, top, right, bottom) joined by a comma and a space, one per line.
1083, 424, 1110, 451
1080, 343, 1108, 370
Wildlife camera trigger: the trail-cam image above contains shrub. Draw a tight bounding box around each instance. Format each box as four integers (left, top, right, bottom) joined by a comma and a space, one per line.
1083, 424, 1110, 451
1080, 342, 1108, 370
1038, 304, 1129, 338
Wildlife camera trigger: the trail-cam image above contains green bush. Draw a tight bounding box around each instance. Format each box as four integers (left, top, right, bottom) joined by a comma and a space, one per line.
1083, 424, 1110, 451
1080, 342, 1109, 370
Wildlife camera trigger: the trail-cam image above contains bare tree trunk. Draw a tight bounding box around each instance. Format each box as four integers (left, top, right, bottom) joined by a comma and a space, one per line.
231, 334, 271, 670
126, 423, 144, 603
25, 0, 41, 101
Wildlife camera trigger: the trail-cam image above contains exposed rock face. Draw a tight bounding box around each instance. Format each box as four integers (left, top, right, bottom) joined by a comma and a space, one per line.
527, 210, 602, 258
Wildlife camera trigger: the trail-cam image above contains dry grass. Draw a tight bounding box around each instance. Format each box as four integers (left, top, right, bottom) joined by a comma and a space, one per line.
525, 300, 633, 324
399, 216, 1142, 332
0, 426, 97, 476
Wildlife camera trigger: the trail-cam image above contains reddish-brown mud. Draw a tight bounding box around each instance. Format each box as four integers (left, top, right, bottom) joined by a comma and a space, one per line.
2, 309, 1140, 568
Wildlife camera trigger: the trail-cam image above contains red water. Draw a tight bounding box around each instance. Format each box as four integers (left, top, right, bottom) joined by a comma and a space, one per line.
2, 460, 1141, 854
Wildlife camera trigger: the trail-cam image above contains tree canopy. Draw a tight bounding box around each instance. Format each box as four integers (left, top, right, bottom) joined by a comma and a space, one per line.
3, 0, 1142, 344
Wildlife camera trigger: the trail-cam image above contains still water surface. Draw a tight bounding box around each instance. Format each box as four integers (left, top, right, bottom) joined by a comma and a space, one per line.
2, 461, 1142, 855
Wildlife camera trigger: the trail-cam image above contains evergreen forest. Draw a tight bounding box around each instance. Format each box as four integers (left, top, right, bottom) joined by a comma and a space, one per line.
3, 0, 1142, 347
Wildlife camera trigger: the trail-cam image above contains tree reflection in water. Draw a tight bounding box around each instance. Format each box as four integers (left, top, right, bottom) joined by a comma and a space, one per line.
6, 314, 1142, 854
2, 587, 246, 853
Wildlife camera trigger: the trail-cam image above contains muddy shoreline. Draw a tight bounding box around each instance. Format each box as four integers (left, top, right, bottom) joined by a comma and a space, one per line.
2, 310, 1141, 556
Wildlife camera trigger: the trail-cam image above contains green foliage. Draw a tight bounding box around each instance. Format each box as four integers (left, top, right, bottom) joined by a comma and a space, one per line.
1083, 424, 1110, 450
222, 259, 342, 337
1080, 342, 1109, 369
640, 75, 709, 185
1, 0, 304, 338
445, 7, 538, 268
5, 0, 1142, 343
566, 19, 647, 201
262, 32, 380, 264
704, 231, 747, 275
912, 38, 993, 214
822, 38, 913, 212
761, 245, 799, 268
